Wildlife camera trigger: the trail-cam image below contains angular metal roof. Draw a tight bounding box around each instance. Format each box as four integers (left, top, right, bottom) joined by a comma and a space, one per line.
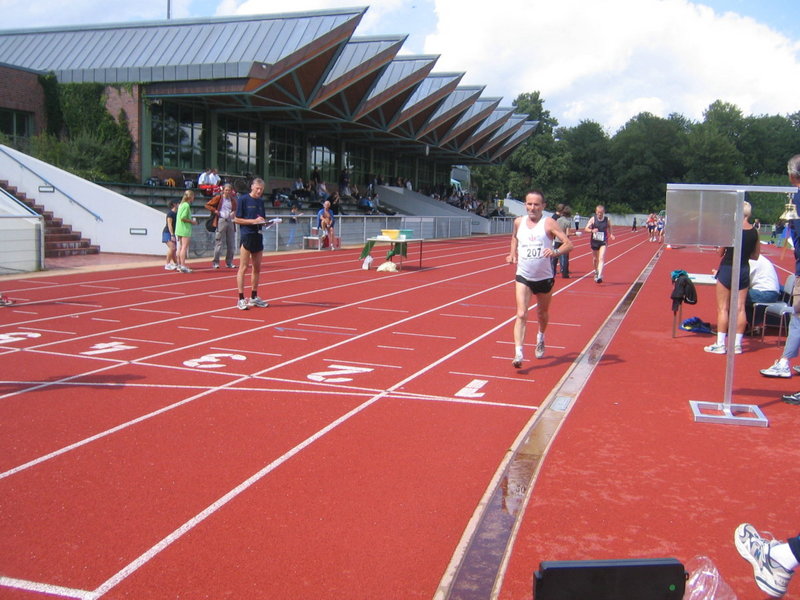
0, 9, 366, 84
0, 8, 536, 165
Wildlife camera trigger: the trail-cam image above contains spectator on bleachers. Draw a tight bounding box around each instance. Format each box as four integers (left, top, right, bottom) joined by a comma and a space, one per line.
338, 168, 351, 196
330, 191, 343, 215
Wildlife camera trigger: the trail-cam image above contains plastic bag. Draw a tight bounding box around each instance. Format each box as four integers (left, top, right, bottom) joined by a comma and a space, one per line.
361, 255, 373, 270
683, 556, 737, 600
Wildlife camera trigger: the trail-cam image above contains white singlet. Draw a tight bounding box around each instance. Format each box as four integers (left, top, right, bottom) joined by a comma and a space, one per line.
515, 217, 554, 282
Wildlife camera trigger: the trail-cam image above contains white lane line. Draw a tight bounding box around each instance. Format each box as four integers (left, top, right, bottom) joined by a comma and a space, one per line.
131, 308, 180, 315
142, 290, 185, 296
79, 284, 119, 290
211, 347, 282, 357
393, 331, 457, 339
91, 318, 121, 323
297, 323, 358, 330
11, 310, 38, 315
449, 371, 527, 382
274, 335, 307, 341
111, 337, 175, 346
440, 313, 494, 320
358, 306, 409, 313
322, 358, 402, 369
19, 327, 76, 335
377, 345, 414, 351
177, 326, 210, 331
0, 575, 94, 600
211, 315, 263, 322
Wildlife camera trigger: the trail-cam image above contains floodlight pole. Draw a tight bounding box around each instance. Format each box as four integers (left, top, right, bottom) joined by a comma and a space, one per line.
167, 0, 171, 19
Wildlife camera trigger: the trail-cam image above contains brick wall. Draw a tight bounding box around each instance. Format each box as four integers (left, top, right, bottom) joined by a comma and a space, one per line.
0, 64, 47, 135
104, 84, 141, 180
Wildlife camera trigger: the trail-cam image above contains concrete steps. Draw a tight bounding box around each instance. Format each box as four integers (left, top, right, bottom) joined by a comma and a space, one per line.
0, 180, 100, 257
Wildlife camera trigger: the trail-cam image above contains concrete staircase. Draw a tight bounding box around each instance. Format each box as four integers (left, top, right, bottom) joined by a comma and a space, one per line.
0, 180, 99, 257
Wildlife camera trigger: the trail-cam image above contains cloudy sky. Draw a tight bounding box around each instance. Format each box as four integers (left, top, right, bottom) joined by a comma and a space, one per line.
3, 0, 799, 133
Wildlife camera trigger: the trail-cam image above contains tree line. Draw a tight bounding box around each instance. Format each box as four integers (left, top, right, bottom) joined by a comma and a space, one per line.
472, 92, 800, 224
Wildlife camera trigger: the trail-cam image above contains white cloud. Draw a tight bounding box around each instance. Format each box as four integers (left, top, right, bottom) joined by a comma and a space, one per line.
425, 0, 800, 131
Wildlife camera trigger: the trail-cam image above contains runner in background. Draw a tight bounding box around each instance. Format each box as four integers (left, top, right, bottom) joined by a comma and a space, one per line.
585, 205, 615, 283
234, 178, 269, 310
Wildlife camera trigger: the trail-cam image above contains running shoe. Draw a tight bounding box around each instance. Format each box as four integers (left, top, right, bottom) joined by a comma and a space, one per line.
179, 266, 192, 273
704, 343, 726, 354
512, 352, 523, 368
535, 341, 545, 359
793, 365, 800, 376
596, 277, 603, 283
237, 298, 249, 311
248, 296, 269, 308
734, 345, 743, 355
782, 391, 800, 405
761, 361, 791, 378
226, 263, 236, 269
212, 263, 220, 269
734, 523, 793, 597
164, 263, 176, 270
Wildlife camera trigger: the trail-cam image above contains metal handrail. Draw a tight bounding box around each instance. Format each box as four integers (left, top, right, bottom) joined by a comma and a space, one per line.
0, 145, 103, 222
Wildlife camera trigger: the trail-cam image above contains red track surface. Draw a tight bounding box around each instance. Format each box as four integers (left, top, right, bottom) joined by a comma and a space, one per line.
1, 230, 797, 599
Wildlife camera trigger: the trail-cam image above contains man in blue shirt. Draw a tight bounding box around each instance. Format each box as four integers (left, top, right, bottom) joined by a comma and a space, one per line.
234, 178, 269, 310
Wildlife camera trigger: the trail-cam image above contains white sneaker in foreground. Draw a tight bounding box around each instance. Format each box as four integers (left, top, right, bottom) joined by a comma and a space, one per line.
512, 352, 523, 368
734, 523, 793, 597
248, 296, 269, 308
535, 341, 545, 359
237, 298, 249, 311
761, 361, 792, 378
704, 343, 726, 354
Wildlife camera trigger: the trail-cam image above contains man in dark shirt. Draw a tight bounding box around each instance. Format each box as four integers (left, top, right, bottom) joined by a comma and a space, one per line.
234, 178, 269, 310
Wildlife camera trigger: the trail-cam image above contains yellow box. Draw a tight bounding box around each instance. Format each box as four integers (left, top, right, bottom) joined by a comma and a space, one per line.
381, 229, 400, 239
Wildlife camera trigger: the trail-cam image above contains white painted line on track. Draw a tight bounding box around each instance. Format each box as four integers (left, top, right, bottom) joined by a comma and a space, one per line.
131, 308, 180, 315
211, 315, 263, 322
56, 301, 100, 307
11, 310, 37, 315
142, 290, 184, 296
211, 347, 282, 357
393, 331, 456, 339
19, 326, 76, 335
297, 323, 358, 330
111, 336, 175, 345
177, 326, 210, 331
377, 345, 414, 351
0, 575, 93, 600
91, 318, 121, 323
274, 335, 307, 341
440, 313, 495, 320
357, 306, 408, 313
449, 371, 527, 383
322, 358, 402, 369
79, 284, 119, 290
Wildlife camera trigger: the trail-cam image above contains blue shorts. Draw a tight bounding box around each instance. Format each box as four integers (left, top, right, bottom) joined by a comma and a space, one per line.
240, 232, 263, 254
162, 231, 174, 243
716, 263, 750, 290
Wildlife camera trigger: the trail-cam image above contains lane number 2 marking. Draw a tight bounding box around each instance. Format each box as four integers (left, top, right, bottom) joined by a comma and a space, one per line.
307, 364, 373, 383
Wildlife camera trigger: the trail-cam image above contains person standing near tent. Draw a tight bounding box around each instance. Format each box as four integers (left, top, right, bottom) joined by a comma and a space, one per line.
507, 189, 573, 368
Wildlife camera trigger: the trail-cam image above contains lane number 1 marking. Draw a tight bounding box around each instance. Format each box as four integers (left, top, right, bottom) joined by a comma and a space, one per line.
455, 379, 488, 398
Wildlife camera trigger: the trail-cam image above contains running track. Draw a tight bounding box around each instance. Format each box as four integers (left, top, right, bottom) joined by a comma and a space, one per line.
0, 229, 659, 598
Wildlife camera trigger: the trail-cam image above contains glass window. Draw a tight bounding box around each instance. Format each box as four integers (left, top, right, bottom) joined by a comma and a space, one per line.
269, 125, 303, 180
0, 108, 32, 147
217, 115, 259, 175
343, 144, 370, 190
150, 101, 204, 170
310, 140, 337, 184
